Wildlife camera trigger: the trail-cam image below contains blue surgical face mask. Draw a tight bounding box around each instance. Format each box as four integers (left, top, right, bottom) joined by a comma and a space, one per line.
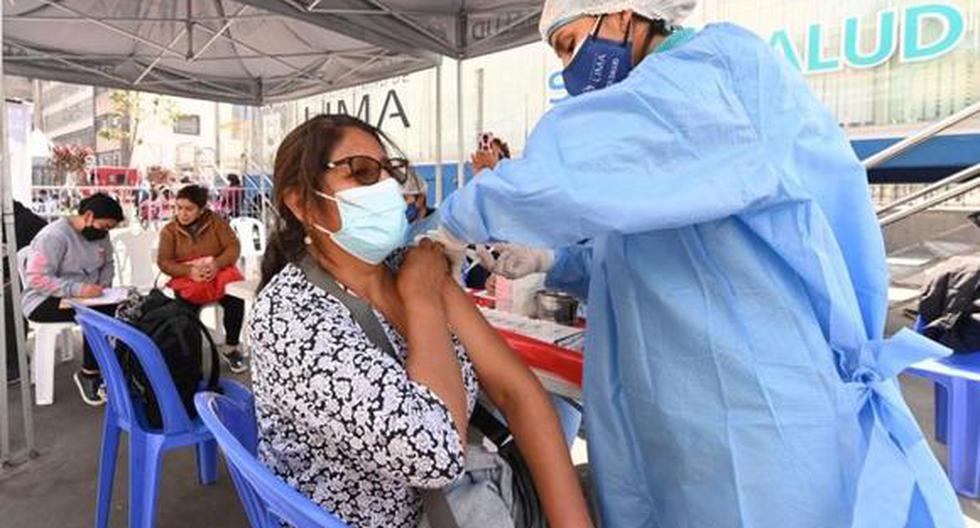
562, 16, 633, 97
314, 178, 408, 265
405, 202, 420, 223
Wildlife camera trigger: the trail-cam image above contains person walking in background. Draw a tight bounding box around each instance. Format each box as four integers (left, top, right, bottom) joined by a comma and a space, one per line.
222, 173, 245, 218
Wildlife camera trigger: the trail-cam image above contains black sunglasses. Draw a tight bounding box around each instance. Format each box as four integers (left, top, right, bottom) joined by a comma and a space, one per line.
326, 155, 410, 186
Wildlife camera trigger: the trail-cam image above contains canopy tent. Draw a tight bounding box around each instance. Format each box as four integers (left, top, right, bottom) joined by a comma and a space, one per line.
3, 0, 543, 106
3, 1, 441, 105
0, 0, 547, 469
239, 1, 544, 60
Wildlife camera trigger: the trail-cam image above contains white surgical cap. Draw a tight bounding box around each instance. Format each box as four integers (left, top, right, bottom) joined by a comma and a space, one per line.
402, 171, 428, 196
539, 0, 697, 41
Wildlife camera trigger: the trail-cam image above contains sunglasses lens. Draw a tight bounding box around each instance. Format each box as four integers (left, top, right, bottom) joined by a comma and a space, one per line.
349, 156, 382, 185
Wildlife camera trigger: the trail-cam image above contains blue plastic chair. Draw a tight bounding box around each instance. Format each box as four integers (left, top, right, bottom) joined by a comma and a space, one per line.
194, 392, 349, 528
73, 304, 253, 528
907, 316, 980, 497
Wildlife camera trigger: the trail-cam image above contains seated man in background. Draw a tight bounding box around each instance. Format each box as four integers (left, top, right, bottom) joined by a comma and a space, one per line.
918, 255, 980, 353
22, 193, 124, 405
403, 170, 434, 223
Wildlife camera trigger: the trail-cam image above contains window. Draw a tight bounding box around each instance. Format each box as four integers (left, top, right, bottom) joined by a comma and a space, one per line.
173, 114, 201, 135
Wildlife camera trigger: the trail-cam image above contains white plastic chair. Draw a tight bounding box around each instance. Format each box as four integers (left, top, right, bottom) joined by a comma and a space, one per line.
111, 225, 160, 292
229, 217, 266, 280
17, 247, 76, 406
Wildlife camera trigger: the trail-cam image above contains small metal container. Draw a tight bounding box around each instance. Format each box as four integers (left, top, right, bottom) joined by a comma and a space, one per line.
535, 290, 579, 325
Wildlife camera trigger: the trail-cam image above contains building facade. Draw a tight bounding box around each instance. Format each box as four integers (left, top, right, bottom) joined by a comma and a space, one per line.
260, 0, 980, 200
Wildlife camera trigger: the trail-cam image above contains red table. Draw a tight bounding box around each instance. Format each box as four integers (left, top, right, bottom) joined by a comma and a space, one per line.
496, 329, 583, 388
472, 290, 584, 398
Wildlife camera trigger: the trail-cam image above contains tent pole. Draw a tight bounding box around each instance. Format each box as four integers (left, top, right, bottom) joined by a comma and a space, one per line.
456, 58, 464, 190
434, 63, 443, 205
0, 0, 38, 469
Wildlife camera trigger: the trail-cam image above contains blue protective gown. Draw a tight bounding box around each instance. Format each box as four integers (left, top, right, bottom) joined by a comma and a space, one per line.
438, 23, 963, 528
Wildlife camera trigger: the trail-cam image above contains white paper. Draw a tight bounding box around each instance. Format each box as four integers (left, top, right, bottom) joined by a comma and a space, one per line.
62, 287, 131, 308
478, 307, 584, 347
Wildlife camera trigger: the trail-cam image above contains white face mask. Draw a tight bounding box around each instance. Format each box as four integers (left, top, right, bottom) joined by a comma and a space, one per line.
314, 178, 408, 265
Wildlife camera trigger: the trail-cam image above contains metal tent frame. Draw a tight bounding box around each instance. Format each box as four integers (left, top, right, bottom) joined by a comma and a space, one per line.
0, 0, 544, 470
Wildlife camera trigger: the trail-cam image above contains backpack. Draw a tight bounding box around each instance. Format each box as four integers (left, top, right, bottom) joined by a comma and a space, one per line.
115, 289, 221, 428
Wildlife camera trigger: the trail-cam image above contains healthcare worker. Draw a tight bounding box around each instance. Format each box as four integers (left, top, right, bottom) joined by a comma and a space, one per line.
429, 1, 964, 526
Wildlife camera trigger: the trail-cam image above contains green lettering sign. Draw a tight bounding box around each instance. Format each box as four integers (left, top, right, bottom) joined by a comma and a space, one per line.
844, 9, 898, 69
901, 3, 965, 63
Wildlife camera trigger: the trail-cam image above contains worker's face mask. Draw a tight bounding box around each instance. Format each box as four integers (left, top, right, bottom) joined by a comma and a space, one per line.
562, 15, 633, 97
313, 178, 408, 265
406, 202, 420, 223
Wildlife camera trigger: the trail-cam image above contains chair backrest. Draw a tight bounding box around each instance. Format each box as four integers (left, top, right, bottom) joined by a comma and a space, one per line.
112, 226, 161, 290
229, 217, 266, 257
194, 392, 348, 528
16, 246, 30, 287
73, 304, 195, 434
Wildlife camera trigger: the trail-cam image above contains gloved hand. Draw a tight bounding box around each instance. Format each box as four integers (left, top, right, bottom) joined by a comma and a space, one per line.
417, 226, 468, 284
473, 245, 499, 270
487, 244, 555, 279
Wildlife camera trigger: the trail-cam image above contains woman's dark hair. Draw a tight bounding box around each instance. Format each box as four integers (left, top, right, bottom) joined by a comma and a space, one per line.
177, 184, 209, 209
227, 173, 241, 186
78, 193, 124, 221
259, 114, 401, 291
491, 138, 511, 159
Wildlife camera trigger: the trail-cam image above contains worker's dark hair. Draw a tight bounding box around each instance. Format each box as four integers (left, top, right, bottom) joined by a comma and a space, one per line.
634, 14, 672, 53
78, 193, 124, 221
177, 184, 209, 209
259, 114, 402, 291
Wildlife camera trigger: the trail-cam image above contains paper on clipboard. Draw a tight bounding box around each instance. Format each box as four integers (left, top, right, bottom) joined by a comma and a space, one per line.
60, 287, 130, 309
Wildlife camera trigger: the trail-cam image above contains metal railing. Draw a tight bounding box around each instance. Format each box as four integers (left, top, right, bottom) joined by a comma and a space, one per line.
878, 162, 980, 227
864, 100, 980, 170
193, 147, 277, 225
870, 100, 980, 226
29, 184, 267, 228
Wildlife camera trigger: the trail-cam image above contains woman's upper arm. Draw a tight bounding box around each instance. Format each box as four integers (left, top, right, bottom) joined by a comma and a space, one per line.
156, 228, 174, 265
441, 283, 543, 410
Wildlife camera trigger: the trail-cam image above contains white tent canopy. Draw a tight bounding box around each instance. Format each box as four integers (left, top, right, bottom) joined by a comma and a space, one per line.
240, 1, 543, 60
3, 0, 542, 105
3, 0, 440, 105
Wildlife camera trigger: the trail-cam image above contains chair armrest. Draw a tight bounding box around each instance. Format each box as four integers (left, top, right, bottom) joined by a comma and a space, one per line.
217, 378, 254, 409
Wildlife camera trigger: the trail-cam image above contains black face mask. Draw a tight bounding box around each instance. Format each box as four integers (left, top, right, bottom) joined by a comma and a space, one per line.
81, 226, 109, 241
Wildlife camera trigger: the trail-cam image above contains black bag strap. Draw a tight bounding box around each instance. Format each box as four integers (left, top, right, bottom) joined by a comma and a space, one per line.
297, 254, 461, 528
297, 254, 398, 359
191, 316, 221, 390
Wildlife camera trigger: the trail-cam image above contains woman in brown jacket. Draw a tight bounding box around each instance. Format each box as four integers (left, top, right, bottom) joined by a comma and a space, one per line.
157, 184, 246, 373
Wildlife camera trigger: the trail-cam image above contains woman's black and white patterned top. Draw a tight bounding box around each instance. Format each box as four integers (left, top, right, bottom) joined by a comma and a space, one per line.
248, 263, 479, 528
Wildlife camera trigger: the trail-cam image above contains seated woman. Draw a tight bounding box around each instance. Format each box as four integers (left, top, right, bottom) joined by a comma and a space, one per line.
250, 114, 592, 528
22, 193, 124, 405
156, 185, 246, 373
